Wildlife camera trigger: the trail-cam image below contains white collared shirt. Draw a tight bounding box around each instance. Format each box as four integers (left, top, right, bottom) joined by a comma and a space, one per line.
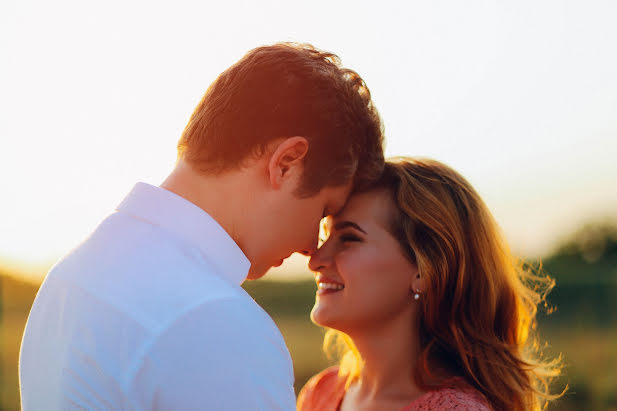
19, 183, 296, 410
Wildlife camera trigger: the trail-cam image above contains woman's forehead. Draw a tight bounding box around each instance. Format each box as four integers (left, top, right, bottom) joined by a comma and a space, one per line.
326, 189, 395, 232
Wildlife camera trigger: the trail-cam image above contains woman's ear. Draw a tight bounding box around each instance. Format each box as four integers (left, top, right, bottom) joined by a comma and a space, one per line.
411, 266, 427, 295
267, 136, 309, 189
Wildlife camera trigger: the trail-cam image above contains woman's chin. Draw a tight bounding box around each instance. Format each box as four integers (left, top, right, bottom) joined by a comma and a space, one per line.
310, 304, 340, 329
309, 306, 323, 325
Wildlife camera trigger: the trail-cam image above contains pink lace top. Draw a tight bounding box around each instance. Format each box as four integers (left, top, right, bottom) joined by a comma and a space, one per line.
297, 367, 492, 411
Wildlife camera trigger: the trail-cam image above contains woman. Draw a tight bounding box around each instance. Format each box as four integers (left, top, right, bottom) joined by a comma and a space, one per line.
298, 158, 563, 411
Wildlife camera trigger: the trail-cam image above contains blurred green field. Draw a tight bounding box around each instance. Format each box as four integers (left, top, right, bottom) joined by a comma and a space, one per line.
1, 223, 616, 410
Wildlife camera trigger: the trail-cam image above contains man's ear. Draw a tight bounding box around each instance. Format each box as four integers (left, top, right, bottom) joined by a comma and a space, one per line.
268, 136, 309, 189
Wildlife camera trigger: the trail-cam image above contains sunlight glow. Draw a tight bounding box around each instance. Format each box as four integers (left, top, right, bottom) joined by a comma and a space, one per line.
1, 0, 616, 280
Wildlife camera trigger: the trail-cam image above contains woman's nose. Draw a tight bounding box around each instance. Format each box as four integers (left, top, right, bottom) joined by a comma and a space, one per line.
308, 243, 330, 272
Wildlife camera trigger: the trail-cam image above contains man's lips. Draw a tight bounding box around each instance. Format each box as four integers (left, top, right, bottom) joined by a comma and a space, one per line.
315, 274, 345, 295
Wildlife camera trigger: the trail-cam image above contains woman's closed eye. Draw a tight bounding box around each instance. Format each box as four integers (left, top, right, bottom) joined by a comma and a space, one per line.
339, 233, 362, 243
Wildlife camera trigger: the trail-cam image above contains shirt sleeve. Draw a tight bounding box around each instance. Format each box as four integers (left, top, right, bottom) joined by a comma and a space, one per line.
126, 297, 296, 411
296, 374, 318, 410
297, 367, 341, 411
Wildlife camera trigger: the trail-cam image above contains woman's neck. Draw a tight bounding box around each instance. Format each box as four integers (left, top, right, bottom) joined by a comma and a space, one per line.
344, 313, 424, 405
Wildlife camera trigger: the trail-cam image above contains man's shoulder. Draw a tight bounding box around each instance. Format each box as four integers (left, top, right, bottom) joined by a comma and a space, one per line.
44, 211, 246, 327
40, 212, 281, 343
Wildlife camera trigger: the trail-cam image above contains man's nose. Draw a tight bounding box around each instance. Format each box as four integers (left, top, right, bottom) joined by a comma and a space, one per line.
299, 237, 318, 257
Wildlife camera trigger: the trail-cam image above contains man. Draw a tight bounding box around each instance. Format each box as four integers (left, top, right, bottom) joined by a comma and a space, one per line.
20, 43, 384, 410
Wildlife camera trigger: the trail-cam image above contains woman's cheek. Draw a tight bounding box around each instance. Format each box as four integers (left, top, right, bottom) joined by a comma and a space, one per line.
336, 248, 381, 292
337, 242, 374, 263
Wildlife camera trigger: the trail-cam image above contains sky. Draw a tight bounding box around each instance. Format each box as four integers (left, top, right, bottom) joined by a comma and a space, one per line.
1, 0, 616, 281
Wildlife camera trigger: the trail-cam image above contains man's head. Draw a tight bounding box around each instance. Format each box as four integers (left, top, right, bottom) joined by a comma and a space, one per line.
174, 43, 385, 278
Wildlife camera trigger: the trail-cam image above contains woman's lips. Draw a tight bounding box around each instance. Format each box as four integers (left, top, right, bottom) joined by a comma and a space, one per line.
315, 274, 345, 296
316, 282, 345, 296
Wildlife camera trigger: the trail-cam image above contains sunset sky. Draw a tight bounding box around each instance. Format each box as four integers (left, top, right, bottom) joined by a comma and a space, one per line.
1, 0, 616, 280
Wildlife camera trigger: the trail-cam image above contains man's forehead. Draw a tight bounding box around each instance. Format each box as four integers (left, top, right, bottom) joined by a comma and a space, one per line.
329, 181, 354, 214
331, 196, 348, 216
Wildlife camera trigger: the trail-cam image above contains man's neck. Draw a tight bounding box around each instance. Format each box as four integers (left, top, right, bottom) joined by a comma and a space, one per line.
160, 160, 260, 262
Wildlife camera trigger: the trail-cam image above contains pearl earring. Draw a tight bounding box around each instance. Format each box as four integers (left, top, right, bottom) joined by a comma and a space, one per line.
413, 289, 420, 300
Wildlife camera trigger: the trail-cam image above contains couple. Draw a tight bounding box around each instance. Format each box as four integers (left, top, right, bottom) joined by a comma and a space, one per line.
20, 43, 560, 410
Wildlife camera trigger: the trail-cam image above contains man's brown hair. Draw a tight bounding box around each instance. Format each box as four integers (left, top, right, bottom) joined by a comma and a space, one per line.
177, 42, 384, 196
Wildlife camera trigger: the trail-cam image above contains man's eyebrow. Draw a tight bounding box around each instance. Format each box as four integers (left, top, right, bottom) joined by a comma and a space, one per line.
333, 221, 367, 234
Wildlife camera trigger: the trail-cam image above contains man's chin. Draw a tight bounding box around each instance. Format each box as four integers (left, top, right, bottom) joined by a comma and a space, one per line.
246, 258, 286, 280
246, 266, 269, 281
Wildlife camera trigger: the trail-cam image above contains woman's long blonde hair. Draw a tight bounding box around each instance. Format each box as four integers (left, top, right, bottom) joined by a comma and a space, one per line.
324, 157, 564, 410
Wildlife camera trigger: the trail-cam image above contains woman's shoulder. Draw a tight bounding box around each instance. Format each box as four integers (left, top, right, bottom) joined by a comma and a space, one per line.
404, 377, 492, 411
305, 366, 342, 385
297, 366, 346, 411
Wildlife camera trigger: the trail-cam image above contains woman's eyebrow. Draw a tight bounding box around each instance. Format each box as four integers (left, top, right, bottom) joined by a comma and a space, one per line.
333, 221, 367, 234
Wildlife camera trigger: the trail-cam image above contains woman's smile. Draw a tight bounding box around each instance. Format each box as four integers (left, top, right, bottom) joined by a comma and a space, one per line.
315, 274, 345, 296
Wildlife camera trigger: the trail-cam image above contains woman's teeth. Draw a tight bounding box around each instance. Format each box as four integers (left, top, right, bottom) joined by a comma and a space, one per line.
318, 282, 344, 291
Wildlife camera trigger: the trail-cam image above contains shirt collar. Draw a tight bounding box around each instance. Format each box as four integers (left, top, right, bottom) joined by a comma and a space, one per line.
115, 182, 250, 285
